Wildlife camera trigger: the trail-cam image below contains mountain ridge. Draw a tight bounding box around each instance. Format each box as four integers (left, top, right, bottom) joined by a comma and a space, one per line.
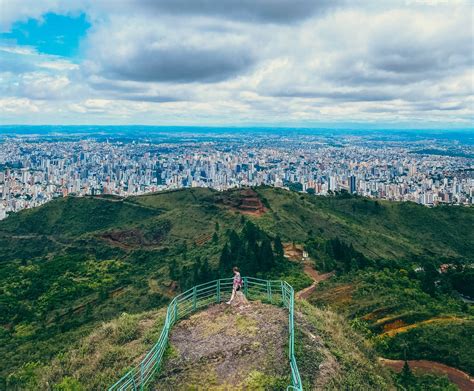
1, 187, 472, 389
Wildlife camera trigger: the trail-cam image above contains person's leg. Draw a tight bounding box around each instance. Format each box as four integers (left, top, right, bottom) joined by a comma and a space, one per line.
227, 288, 236, 304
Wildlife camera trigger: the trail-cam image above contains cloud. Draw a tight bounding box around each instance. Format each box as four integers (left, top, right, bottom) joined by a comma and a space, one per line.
131, 0, 342, 24
99, 45, 255, 83
0, 0, 472, 126
84, 18, 257, 84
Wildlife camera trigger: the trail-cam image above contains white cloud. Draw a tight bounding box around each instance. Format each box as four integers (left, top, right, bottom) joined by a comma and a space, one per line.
0, 0, 472, 126
38, 60, 79, 71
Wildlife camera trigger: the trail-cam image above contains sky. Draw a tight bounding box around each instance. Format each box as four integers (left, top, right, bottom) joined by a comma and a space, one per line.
0, 0, 473, 128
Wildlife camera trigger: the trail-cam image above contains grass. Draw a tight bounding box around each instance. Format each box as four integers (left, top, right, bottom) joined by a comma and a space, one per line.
295, 300, 395, 390
6, 309, 166, 390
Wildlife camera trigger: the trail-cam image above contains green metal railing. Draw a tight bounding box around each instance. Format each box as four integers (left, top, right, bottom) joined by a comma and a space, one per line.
108, 277, 303, 391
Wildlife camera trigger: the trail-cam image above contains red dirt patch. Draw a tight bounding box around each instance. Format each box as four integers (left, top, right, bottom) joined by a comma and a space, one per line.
381, 316, 468, 337
216, 188, 267, 216
283, 243, 305, 260
379, 358, 474, 391
361, 307, 397, 322
383, 319, 408, 333
297, 263, 334, 300
195, 233, 213, 246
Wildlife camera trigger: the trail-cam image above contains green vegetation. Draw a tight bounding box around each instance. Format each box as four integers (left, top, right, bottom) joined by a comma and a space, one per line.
378, 322, 474, 375
1, 186, 473, 389
7, 309, 166, 390
255, 187, 473, 263
310, 266, 474, 377
295, 300, 394, 390
394, 361, 458, 391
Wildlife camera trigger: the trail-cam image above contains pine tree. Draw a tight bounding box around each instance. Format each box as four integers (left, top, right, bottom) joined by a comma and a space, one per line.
169, 258, 178, 281
180, 265, 190, 290
219, 243, 232, 276
193, 257, 202, 284
200, 258, 211, 282
181, 241, 188, 259
212, 232, 218, 244
229, 230, 241, 262
243, 221, 258, 244
259, 238, 275, 272
399, 360, 416, 389
274, 235, 284, 258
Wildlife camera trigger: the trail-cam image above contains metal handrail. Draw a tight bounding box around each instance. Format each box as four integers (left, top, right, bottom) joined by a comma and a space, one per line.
108, 277, 303, 390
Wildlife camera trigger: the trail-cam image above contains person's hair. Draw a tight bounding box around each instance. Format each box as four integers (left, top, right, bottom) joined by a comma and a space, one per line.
233, 266, 239, 273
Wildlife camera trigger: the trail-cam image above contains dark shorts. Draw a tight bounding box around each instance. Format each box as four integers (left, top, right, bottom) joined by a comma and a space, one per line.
235, 285, 241, 292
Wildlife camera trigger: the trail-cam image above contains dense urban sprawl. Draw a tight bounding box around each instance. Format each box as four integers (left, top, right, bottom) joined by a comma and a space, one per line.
0, 133, 473, 219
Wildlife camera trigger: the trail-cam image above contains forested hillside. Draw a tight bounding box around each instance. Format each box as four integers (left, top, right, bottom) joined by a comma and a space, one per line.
1, 187, 472, 389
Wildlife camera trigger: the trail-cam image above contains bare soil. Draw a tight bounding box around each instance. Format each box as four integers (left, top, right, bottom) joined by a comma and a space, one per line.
283, 242, 305, 260
379, 358, 474, 391
297, 263, 334, 300
216, 188, 267, 216
153, 299, 288, 390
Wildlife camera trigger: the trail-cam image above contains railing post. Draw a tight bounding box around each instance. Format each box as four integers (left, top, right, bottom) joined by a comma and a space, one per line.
217, 279, 221, 303
280, 281, 284, 306
192, 286, 197, 311
174, 300, 178, 323
243, 277, 248, 297
267, 280, 272, 302
139, 362, 144, 390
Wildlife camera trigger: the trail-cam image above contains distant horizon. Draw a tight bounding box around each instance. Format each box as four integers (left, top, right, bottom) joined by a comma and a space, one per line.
1, 124, 473, 132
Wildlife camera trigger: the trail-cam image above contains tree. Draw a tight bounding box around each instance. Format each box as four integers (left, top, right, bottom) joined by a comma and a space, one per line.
421, 262, 439, 296
179, 265, 190, 290
200, 258, 212, 282
181, 241, 188, 259
169, 258, 178, 281
398, 360, 416, 389
228, 230, 241, 262
243, 221, 259, 244
219, 243, 232, 276
259, 238, 275, 272
212, 232, 218, 244
274, 235, 284, 259
215, 221, 220, 232
193, 257, 202, 284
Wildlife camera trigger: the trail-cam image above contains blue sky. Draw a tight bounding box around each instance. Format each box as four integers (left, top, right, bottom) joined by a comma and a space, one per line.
1, 13, 90, 57
0, 1, 472, 128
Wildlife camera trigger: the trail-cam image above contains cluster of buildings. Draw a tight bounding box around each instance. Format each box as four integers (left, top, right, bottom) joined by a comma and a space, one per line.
0, 135, 473, 220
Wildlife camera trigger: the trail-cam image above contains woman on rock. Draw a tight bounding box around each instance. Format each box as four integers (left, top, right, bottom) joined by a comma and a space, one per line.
226, 266, 243, 305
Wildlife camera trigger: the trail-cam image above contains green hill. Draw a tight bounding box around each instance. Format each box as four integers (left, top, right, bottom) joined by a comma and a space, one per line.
1, 186, 472, 389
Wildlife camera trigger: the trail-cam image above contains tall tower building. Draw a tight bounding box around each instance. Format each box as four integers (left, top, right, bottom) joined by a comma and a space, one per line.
350, 175, 357, 194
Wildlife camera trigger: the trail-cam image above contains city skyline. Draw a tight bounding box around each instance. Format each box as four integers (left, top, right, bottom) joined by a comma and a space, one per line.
0, 1, 473, 128
1, 127, 472, 220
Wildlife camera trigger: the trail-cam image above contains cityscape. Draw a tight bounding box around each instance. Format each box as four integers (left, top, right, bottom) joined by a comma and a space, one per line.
1, 128, 472, 220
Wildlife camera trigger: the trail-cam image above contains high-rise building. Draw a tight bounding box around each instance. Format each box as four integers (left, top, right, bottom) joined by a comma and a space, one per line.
350, 175, 357, 194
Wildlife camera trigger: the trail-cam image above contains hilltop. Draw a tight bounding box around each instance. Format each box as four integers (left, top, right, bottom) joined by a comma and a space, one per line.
1, 186, 473, 389
18, 298, 396, 390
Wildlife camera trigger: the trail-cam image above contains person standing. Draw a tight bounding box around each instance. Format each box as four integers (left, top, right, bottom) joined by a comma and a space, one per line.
226, 267, 243, 304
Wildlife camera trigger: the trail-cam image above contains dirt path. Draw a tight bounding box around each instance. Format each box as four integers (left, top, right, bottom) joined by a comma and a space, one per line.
381, 316, 468, 337
297, 264, 334, 300
379, 358, 474, 391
